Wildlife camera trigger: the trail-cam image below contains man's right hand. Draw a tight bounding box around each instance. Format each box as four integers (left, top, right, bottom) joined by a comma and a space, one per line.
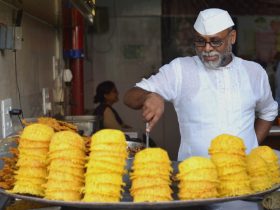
124, 87, 165, 132
142, 92, 164, 132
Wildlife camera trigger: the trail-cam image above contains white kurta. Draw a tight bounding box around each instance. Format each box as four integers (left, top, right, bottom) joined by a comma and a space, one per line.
136, 56, 278, 161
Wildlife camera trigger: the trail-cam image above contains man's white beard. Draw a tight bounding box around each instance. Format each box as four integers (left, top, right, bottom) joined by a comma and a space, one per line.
196, 44, 232, 70
201, 51, 222, 69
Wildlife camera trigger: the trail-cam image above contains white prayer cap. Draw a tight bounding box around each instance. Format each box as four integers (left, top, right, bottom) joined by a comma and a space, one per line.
194, 8, 234, 35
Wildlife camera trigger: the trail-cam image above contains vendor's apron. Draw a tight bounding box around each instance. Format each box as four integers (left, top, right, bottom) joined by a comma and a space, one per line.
177, 57, 258, 161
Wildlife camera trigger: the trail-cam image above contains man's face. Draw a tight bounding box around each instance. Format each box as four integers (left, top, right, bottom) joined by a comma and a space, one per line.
194, 29, 236, 69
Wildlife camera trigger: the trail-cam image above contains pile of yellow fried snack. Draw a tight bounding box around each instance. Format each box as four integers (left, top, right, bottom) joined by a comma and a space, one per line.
4, 125, 280, 202
208, 134, 252, 197
176, 134, 280, 200
176, 157, 219, 200
0, 147, 18, 190
83, 129, 128, 202
130, 148, 173, 202
45, 131, 86, 201
11, 124, 54, 196
22, 117, 78, 132
247, 146, 280, 191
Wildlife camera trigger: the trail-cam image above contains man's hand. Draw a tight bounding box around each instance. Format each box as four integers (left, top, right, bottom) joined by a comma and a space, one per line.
124, 87, 165, 131
142, 92, 164, 132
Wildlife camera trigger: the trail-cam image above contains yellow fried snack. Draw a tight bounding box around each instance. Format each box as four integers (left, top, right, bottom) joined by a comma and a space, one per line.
178, 156, 216, 173
48, 159, 85, 169
218, 170, 249, 181
48, 149, 86, 160
249, 146, 280, 185
87, 156, 127, 166
0, 147, 19, 190
49, 130, 85, 151
44, 190, 81, 201
45, 131, 86, 201
11, 124, 54, 196
133, 194, 172, 202
16, 157, 46, 167
177, 157, 219, 200
91, 143, 128, 153
19, 138, 49, 148
249, 146, 278, 163
130, 185, 172, 197
211, 153, 246, 167
133, 148, 171, 164
178, 181, 217, 191
218, 180, 252, 197
9, 183, 45, 197
86, 162, 126, 174
83, 183, 123, 195
20, 123, 54, 142
208, 134, 253, 197
91, 129, 127, 146
83, 193, 121, 202
27, 117, 78, 132
209, 134, 246, 153
216, 166, 246, 176
83, 129, 128, 202
247, 152, 274, 192
85, 173, 125, 186
15, 167, 48, 178
130, 148, 173, 202
179, 189, 218, 200
177, 169, 218, 182
131, 177, 171, 190
47, 170, 84, 183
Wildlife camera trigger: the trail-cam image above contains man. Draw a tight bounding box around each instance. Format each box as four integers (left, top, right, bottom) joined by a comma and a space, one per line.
123, 8, 278, 160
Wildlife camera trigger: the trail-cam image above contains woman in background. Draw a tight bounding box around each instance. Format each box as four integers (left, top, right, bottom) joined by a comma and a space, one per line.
93, 81, 131, 130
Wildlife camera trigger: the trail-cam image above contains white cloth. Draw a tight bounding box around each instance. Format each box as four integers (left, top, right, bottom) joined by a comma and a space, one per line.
136, 56, 278, 161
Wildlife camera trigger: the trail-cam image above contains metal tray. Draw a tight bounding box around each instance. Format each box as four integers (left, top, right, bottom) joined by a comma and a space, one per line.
0, 185, 280, 209
0, 136, 280, 209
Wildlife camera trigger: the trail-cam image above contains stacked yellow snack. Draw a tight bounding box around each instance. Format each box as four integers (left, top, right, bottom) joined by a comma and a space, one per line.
246, 152, 273, 192
83, 129, 127, 202
45, 131, 86, 201
11, 123, 54, 196
130, 148, 173, 202
209, 134, 252, 197
177, 156, 219, 200
250, 146, 280, 185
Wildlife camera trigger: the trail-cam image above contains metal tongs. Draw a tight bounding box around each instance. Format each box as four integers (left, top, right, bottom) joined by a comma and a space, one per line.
145, 122, 150, 148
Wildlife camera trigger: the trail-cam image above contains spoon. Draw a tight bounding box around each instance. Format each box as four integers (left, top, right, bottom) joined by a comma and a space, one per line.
145, 122, 149, 148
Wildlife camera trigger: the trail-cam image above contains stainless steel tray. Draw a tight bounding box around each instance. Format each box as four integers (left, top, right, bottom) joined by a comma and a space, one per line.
0, 185, 279, 209
0, 136, 279, 209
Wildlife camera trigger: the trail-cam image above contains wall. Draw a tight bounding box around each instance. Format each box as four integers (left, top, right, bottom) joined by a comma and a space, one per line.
0, 1, 59, 133
87, 0, 180, 160
237, 16, 280, 61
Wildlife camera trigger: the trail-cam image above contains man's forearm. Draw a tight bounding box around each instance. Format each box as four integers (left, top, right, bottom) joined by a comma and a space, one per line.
254, 118, 273, 144
123, 87, 150, 109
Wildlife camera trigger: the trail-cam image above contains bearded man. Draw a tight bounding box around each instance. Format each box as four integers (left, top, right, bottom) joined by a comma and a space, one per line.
123, 8, 278, 160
